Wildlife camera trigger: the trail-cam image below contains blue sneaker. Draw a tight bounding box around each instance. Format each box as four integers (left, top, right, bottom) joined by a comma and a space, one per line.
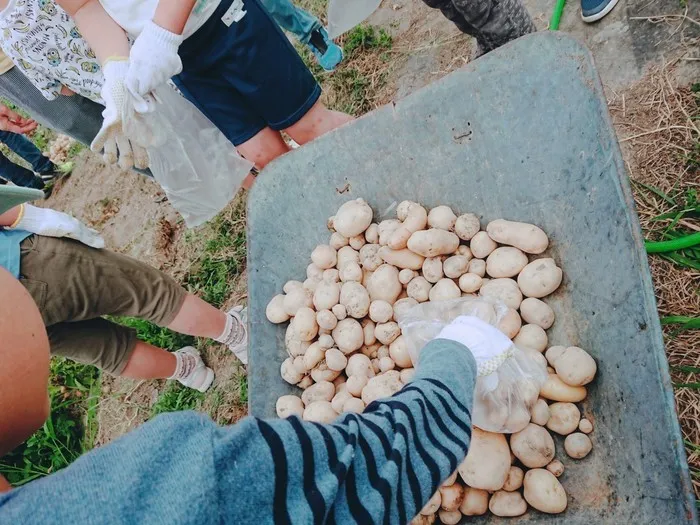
307, 27, 344, 71
581, 0, 620, 23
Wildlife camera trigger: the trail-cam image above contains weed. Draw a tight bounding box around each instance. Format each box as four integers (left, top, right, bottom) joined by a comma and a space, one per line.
115, 317, 195, 350
66, 141, 85, 160
343, 25, 392, 56
151, 383, 204, 416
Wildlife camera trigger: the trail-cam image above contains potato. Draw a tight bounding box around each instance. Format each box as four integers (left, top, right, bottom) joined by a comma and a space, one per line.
339, 282, 370, 319
332, 318, 364, 354
362, 319, 376, 346
302, 342, 324, 371
437, 510, 461, 525
303, 278, 320, 292
479, 278, 523, 309
390, 201, 428, 250
389, 335, 412, 368
486, 247, 528, 278
322, 269, 340, 283
266, 294, 289, 323
459, 488, 489, 516
366, 264, 402, 303
546, 459, 565, 477
346, 354, 372, 377
428, 278, 461, 302
438, 483, 464, 511
503, 466, 524, 491
283, 280, 304, 293
290, 307, 318, 341
339, 261, 363, 283
359, 244, 383, 271
488, 490, 527, 517
546, 402, 581, 435
364, 223, 379, 244
486, 219, 549, 254
283, 287, 314, 316
458, 428, 510, 491
379, 356, 395, 372
342, 397, 365, 413
407, 276, 432, 302
310, 362, 341, 383
281, 357, 305, 384
530, 398, 550, 426
540, 373, 587, 402
325, 348, 348, 372
513, 324, 548, 352
468, 258, 486, 277
331, 303, 347, 321
565, 432, 593, 459
454, 213, 480, 241
399, 268, 418, 285
551, 346, 597, 386
346, 374, 369, 397
329, 232, 349, 250
458, 273, 482, 293
517, 258, 563, 298
400, 367, 415, 383
333, 199, 373, 237
317, 334, 334, 349
378, 246, 425, 271
313, 280, 340, 311
301, 381, 335, 406
393, 297, 419, 321
311, 244, 337, 269
428, 205, 457, 231
378, 219, 402, 246
410, 514, 436, 525
276, 395, 304, 418
442, 255, 469, 279
496, 307, 522, 339
470, 231, 497, 259
292, 356, 306, 375
510, 423, 555, 468
316, 310, 338, 331
407, 229, 460, 257
420, 491, 441, 515
303, 401, 339, 423
520, 297, 555, 329
349, 234, 366, 250
361, 371, 403, 404
369, 300, 393, 324
285, 325, 310, 357
331, 390, 352, 413
375, 321, 401, 345
422, 256, 444, 283
579, 418, 594, 434
336, 246, 360, 270
523, 469, 567, 513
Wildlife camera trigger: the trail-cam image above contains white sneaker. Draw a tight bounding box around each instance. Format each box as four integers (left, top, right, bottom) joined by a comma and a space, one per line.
173, 346, 215, 392
227, 306, 248, 365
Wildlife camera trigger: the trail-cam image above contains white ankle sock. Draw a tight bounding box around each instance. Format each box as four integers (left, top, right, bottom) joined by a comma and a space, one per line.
169, 350, 197, 380
215, 312, 245, 347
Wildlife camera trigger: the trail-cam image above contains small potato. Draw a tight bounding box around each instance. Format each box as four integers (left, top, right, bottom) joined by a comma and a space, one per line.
303, 342, 325, 371
437, 510, 461, 525
422, 257, 444, 283
329, 232, 349, 250
390, 201, 428, 250
427, 205, 457, 231
375, 322, 401, 345
290, 307, 318, 341
489, 490, 527, 517
544, 345, 565, 365
331, 390, 352, 413
523, 469, 567, 514
399, 268, 417, 285
565, 432, 593, 459
369, 300, 394, 324
276, 395, 304, 418
410, 514, 436, 525
400, 367, 415, 383
468, 258, 486, 277
456, 245, 472, 259
551, 346, 597, 387
407, 276, 432, 303
266, 294, 289, 323
325, 348, 348, 372
459, 488, 489, 516
332, 318, 364, 354
379, 356, 395, 372
458, 273, 483, 293
349, 234, 366, 250
362, 319, 376, 346
322, 269, 340, 283
377, 345, 390, 359
284, 287, 314, 316
458, 428, 510, 491
366, 264, 402, 303
337, 246, 360, 269
530, 398, 550, 426
307, 263, 325, 281
486, 247, 528, 278
379, 246, 425, 270
407, 229, 460, 257
317, 310, 338, 331
359, 244, 383, 271
393, 297, 419, 321
496, 307, 522, 339
310, 363, 341, 383
331, 304, 347, 320
520, 297, 555, 329
579, 418, 594, 434
503, 466, 524, 492
333, 198, 373, 238
346, 374, 369, 397
454, 213, 481, 241
313, 280, 341, 311
389, 335, 413, 368
540, 373, 587, 402
311, 244, 337, 269
510, 423, 555, 468
340, 282, 371, 319
470, 231, 497, 258
303, 401, 339, 423
420, 491, 441, 515
429, 278, 461, 302
292, 356, 306, 375
346, 354, 372, 377
297, 376, 313, 389
339, 261, 363, 283
378, 219, 402, 246
303, 278, 320, 292
546, 402, 581, 435
361, 343, 380, 359
281, 357, 305, 385
486, 219, 549, 255
513, 324, 548, 352
517, 258, 563, 298
365, 223, 379, 244
443, 255, 470, 278
442, 471, 458, 487
342, 397, 365, 413
546, 459, 565, 477
285, 325, 310, 357
479, 278, 523, 309
317, 334, 334, 349
361, 371, 403, 404
283, 280, 304, 293
301, 381, 335, 406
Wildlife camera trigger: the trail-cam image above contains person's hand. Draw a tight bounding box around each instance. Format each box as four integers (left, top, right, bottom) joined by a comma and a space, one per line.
0, 105, 37, 135
91, 60, 150, 170
436, 316, 514, 377
125, 20, 183, 113
11, 204, 105, 249
60, 85, 75, 96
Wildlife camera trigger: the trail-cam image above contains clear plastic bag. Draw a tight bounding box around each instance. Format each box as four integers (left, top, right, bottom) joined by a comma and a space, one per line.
327, 0, 381, 38
125, 85, 253, 228
398, 297, 548, 433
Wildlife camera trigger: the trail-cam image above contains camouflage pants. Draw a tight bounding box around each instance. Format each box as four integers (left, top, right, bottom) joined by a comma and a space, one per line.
421, 0, 536, 53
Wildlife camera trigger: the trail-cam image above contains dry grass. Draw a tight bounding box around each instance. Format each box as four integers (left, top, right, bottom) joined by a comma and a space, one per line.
610, 61, 700, 495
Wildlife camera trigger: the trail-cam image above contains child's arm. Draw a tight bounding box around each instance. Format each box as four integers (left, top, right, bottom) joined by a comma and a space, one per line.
153, 1, 197, 35
56, 0, 130, 64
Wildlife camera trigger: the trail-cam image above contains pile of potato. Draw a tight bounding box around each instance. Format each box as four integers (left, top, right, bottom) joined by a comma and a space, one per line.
266, 198, 598, 521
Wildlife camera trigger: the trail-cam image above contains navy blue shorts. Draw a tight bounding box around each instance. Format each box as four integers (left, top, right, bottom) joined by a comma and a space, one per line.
174, 0, 322, 146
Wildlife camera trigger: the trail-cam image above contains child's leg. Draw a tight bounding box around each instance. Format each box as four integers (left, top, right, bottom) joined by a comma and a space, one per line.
236, 127, 290, 170
283, 100, 354, 146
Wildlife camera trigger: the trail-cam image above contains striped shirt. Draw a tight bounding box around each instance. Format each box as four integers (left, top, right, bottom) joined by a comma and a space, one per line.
0, 339, 476, 524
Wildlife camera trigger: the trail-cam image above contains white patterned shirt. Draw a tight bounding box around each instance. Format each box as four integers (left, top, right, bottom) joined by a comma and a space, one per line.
0, 0, 104, 103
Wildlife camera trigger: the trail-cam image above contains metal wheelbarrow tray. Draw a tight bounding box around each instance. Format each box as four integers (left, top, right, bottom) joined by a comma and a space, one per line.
247, 32, 696, 523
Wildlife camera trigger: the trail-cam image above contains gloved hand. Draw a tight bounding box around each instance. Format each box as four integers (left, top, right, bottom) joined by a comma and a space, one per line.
126, 20, 184, 113
11, 204, 105, 249
91, 60, 151, 170
437, 315, 514, 377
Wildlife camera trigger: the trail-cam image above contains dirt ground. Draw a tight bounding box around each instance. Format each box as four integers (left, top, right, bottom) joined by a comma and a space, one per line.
41, 0, 698, 471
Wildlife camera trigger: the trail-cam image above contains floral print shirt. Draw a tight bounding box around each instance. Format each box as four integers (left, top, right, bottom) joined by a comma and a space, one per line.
0, 0, 104, 103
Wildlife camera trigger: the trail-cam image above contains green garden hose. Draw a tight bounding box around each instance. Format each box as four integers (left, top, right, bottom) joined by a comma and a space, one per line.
645, 232, 700, 253
550, 0, 567, 30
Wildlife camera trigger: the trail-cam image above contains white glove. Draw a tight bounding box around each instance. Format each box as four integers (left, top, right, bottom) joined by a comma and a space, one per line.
437, 316, 514, 377
12, 205, 105, 249
91, 60, 151, 170
126, 20, 183, 113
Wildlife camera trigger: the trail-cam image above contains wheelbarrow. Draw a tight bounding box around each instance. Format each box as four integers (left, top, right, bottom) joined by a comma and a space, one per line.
246, 32, 696, 522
